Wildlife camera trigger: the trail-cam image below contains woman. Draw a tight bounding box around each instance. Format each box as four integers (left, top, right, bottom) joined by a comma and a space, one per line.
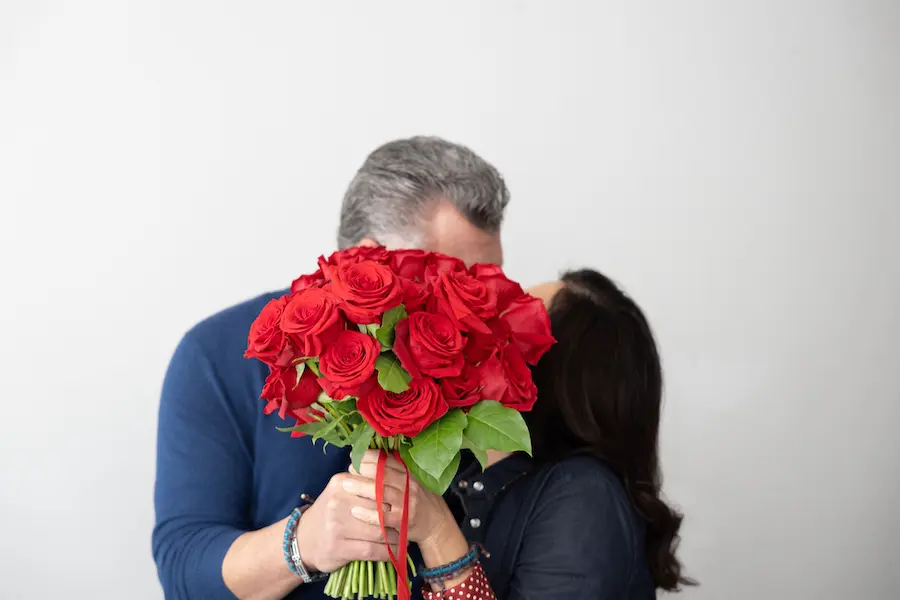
348, 269, 694, 599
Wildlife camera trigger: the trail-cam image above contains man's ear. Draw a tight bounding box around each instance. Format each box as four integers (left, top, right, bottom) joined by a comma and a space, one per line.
357, 237, 380, 248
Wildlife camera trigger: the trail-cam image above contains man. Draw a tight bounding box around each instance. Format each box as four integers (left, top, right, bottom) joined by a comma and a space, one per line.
152, 136, 509, 599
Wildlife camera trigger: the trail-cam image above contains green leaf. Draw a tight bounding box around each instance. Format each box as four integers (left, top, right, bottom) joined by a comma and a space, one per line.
356, 323, 369, 334
305, 358, 322, 377
276, 421, 326, 435
463, 400, 532, 455
374, 353, 411, 393
317, 390, 334, 405
375, 304, 407, 348
344, 410, 363, 428
348, 423, 376, 473
400, 444, 462, 496
330, 397, 357, 415
461, 434, 489, 471
277, 418, 348, 448
313, 418, 349, 448
365, 323, 380, 336
294, 362, 306, 389
408, 409, 467, 480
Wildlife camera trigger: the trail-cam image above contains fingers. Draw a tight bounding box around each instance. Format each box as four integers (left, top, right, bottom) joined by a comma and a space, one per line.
310, 470, 411, 572
351, 504, 404, 529
343, 494, 392, 518
344, 518, 400, 545
355, 460, 405, 482
357, 450, 407, 475
342, 474, 405, 506
342, 540, 401, 563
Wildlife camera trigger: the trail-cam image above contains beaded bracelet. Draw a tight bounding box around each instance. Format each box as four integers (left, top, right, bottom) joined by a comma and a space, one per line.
283, 508, 305, 574
421, 545, 483, 584
283, 501, 328, 584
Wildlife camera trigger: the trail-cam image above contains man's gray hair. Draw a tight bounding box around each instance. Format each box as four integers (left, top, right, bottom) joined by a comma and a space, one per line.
337, 136, 510, 249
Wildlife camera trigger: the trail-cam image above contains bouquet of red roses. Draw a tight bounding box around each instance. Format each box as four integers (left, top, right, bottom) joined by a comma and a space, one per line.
245, 245, 555, 600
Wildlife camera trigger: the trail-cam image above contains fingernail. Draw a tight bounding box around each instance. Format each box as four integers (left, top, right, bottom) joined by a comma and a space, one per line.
351, 506, 372, 519
342, 479, 355, 491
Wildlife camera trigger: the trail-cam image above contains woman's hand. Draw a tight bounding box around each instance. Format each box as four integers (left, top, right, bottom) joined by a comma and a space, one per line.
343, 450, 457, 546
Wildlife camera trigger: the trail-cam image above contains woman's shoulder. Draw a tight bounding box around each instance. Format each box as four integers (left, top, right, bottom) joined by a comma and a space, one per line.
536, 454, 628, 497
527, 455, 644, 535
500, 455, 651, 596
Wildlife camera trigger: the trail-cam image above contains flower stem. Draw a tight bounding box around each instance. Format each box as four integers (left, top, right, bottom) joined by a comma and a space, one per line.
341, 561, 353, 600
322, 403, 352, 438
388, 562, 397, 596
377, 561, 388, 598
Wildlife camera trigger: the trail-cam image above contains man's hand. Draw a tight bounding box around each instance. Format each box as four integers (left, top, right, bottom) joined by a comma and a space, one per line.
295, 469, 400, 574
344, 450, 457, 547
345, 451, 473, 592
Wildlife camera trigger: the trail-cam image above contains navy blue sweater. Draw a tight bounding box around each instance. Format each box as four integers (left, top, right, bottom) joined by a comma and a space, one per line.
153, 291, 655, 599
153, 290, 350, 599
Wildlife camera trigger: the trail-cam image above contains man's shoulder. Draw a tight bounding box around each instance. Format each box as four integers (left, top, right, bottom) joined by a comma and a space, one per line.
183, 289, 288, 355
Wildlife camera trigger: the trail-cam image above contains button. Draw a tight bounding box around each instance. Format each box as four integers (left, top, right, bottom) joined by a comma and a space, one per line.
472, 481, 484, 492
469, 518, 482, 529
458, 480, 468, 489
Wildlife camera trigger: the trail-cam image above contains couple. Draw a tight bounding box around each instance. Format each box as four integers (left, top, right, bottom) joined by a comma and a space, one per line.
152, 136, 692, 599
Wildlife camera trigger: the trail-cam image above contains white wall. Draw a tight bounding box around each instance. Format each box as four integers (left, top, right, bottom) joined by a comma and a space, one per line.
2, 1, 898, 598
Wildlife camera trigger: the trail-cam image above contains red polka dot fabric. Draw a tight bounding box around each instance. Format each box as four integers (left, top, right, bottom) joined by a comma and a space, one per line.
421, 563, 496, 600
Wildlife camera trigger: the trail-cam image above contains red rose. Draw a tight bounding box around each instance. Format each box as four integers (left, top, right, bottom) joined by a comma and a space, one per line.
440, 365, 483, 408
390, 249, 429, 281
476, 345, 538, 411
463, 318, 509, 365
357, 378, 449, 437
330, 260, 404, 323
280, 287, 342, 357
425, 253, 467, 276
500, 344, 539, 411
431, 264, 497, 334
400, 278, 430, 312
245, 295, 290, 365
317, 330, 381, 399
334, 245, 391, 264
318, 245, 391, 279
474, 353, 506, 404
392, 312, 465, 379
290, 269, 326, 294
469, 264, 524, 312
501, 295, 556, 365
261, 365, 321, 419
287, 404, 327, 438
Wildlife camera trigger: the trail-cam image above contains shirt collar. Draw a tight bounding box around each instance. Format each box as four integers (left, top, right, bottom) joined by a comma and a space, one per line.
449, 451, 533, 504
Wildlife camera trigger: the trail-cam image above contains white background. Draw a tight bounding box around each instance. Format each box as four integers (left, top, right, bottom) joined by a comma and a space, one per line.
2, 1, 899, 598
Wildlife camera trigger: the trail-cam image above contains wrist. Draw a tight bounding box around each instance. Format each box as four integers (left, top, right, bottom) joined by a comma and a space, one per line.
291, 507, 320, 574
418, 512, 469, 570
419, 505, 459, 550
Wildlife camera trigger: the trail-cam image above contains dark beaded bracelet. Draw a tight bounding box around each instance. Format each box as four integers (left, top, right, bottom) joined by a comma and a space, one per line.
283, 497, 329, 584
282, 507, 304, 576
421, 545, 482, 583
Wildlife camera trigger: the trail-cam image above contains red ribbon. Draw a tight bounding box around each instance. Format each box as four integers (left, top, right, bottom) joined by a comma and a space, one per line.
375, 449, 411, 600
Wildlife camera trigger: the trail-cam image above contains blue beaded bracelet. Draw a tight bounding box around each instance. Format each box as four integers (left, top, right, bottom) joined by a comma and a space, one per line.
282, 507, 304, 576
421, 545, 482, 583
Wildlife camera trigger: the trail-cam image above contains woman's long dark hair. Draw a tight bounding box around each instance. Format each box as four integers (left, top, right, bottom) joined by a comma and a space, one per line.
526, 269, 695, 591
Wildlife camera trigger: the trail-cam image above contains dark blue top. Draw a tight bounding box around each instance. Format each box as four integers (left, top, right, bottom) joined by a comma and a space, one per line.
448, 453, 655, 599
153, 291, 655, 599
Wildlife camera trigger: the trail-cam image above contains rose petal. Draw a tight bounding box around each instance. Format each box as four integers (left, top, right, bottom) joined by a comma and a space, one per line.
391, 318, 423, 379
